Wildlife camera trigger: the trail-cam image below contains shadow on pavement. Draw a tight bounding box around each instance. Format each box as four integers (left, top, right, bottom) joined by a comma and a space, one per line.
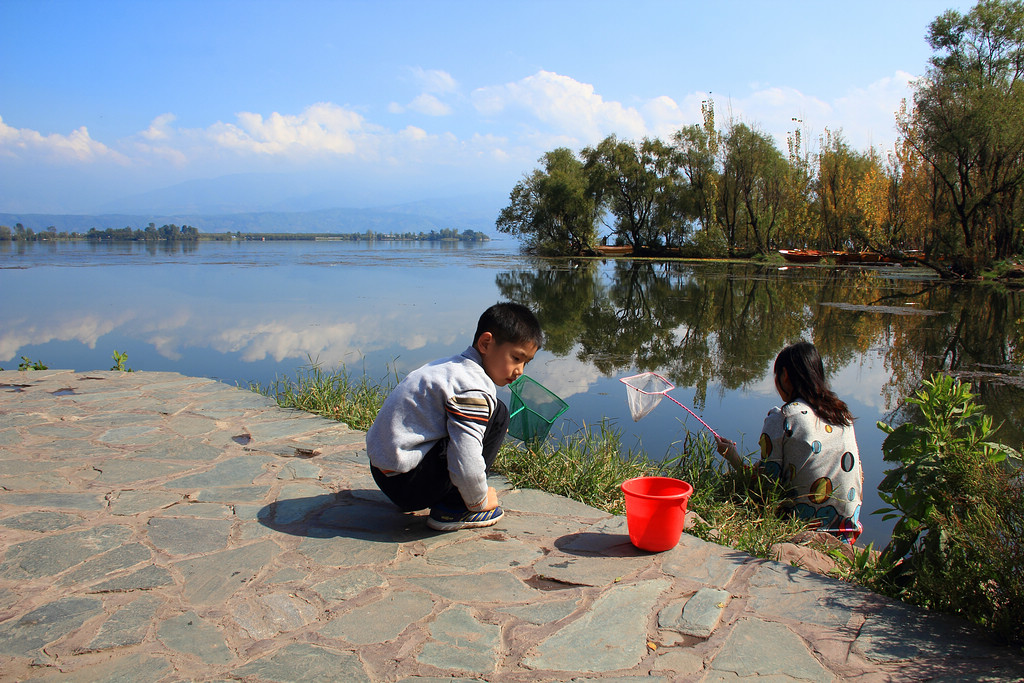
256, 490, 439, 543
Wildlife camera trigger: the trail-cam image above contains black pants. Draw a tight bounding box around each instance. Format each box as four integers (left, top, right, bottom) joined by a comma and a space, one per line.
371, 399, 509, 512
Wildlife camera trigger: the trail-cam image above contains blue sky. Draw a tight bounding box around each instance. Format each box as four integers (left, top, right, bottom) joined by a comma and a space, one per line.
1, 0, 975, 215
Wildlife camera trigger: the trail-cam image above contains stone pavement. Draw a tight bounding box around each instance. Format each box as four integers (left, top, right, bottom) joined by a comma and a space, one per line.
1, 370, 1022, 682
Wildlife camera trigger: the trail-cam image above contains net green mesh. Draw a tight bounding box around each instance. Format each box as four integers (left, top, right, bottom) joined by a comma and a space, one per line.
508, 375, 569, 443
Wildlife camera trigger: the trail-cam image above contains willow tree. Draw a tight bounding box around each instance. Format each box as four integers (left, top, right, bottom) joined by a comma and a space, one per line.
718, 123, 787, 254
496, 148, 600, 255
901, 0, 1024, 275
583, 136, 683, 251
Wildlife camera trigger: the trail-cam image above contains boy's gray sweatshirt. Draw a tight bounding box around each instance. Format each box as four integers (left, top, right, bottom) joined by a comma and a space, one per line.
366, 346, 496, 510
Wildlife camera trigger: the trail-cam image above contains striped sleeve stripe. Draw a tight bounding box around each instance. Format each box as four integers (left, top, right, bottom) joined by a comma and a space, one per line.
446, 396, 491, 424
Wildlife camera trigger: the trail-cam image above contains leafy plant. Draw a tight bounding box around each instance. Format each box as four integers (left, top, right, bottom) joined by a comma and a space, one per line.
874, 373, 1024, 643
111, 350, 133, 372
18, 356, 47, 371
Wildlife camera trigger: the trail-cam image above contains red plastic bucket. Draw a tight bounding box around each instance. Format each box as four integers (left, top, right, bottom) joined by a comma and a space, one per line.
621, 476, 693, 552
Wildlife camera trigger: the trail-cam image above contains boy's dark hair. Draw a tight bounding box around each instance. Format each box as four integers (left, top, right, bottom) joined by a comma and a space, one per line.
474, 302, 543, 349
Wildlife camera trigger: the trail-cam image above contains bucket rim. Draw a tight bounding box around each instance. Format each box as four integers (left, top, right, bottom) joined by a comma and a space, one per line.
620, 476, 693, 499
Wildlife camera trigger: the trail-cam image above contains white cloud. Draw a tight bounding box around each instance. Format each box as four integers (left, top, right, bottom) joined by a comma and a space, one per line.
140, 113, 176, 141
0, 115, 128, 164
472, 70, 648, 145
412, 67, 458, 94
209, 102, 369, 157
399, 125, 430, 141
717, 71, 917, 153
408, 93, 452, 116
132, 113, 188, 165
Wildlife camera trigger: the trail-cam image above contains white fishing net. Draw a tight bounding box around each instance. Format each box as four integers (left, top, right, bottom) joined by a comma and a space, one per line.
620, 372, 674, 422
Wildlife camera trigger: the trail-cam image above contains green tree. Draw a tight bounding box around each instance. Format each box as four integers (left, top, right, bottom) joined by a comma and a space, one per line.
778, 120, 815, 248
815, 128, 871, 250
901, 0, 1024, 275
731, 123, 787, 254
583, 136, 682, 252
496, 148, 600, 255
671, 98, 721, 247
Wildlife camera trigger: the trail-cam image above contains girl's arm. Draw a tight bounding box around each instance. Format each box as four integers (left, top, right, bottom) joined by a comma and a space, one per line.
714, 435, 746, 470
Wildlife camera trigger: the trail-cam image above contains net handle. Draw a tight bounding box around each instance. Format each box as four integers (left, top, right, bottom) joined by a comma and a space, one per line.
662, 394, 721, 440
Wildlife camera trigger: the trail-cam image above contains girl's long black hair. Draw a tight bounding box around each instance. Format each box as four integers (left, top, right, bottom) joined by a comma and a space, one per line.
775, 341, 853, 426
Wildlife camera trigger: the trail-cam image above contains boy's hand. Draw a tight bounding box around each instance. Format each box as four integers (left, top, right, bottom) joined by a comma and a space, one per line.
482, 486, 499, 510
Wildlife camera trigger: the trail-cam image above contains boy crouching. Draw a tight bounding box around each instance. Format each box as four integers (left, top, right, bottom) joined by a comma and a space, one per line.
366, 302, 542, 531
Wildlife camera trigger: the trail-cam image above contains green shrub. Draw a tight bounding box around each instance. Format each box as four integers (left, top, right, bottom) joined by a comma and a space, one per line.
875, 374, 1024, 644
18, 356, 47, 371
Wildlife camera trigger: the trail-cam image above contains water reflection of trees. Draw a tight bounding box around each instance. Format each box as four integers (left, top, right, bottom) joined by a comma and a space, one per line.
496, 262, 1024, 441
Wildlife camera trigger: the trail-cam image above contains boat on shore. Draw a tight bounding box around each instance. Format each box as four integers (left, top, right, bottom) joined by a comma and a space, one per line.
832, 250, 883, 264
595, 245, 634, 256
779, 249, 826, 263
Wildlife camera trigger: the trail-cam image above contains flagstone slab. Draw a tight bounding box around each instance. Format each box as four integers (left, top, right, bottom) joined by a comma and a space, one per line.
173, 541, 279, 604
158, 610, 235, 665
146, 517, 234, 555
195, 485, 273, 504
164, 415, 219, 437
659, 587, 730, 638
498, 596, 581, 625
417, 604, 501, 674
106, 490, 184, 515
231, 592, 322, 640
853, 600, 996, 662
91, 458, 197, 484
297, 534, 399, 567
534, 554, 649, 587
405, 571, 540, 604
86, 594, 163, 650
313, 501, 430, 542
423, 536, 544, 573
36, 653, 173, 682
309, 569, 386, 603
134, 440, 224, 461
166, 455, 274, 489
231, 642, 371, 683
268, 482, 333, 524
56, 542, 152, 587
0, 523, 132, 580
524, 579, 670, 672
89, 564, 175, 593
243, 416, 326, 441
662, 534, 748, 588
97, 425, 166, 445
708, 618, 831, 681
502, 488, 610, 520
320, 590, 434, 644
0, 511, 84, 532
25, 424, 93, 439
0, 596, 104, 658
747, 559, 868, 628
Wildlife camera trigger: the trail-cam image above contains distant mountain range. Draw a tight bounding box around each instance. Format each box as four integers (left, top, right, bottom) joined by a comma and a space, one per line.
0, 193, 509, 236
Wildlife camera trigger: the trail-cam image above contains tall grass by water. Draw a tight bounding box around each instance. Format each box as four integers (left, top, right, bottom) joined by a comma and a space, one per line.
249, 361, 395, 432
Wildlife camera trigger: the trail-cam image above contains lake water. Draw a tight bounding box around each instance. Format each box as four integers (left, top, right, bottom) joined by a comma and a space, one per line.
4, 238, 1024, 547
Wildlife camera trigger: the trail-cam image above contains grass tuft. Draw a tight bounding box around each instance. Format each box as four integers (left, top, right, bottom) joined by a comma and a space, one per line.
250, 360, 396, 432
